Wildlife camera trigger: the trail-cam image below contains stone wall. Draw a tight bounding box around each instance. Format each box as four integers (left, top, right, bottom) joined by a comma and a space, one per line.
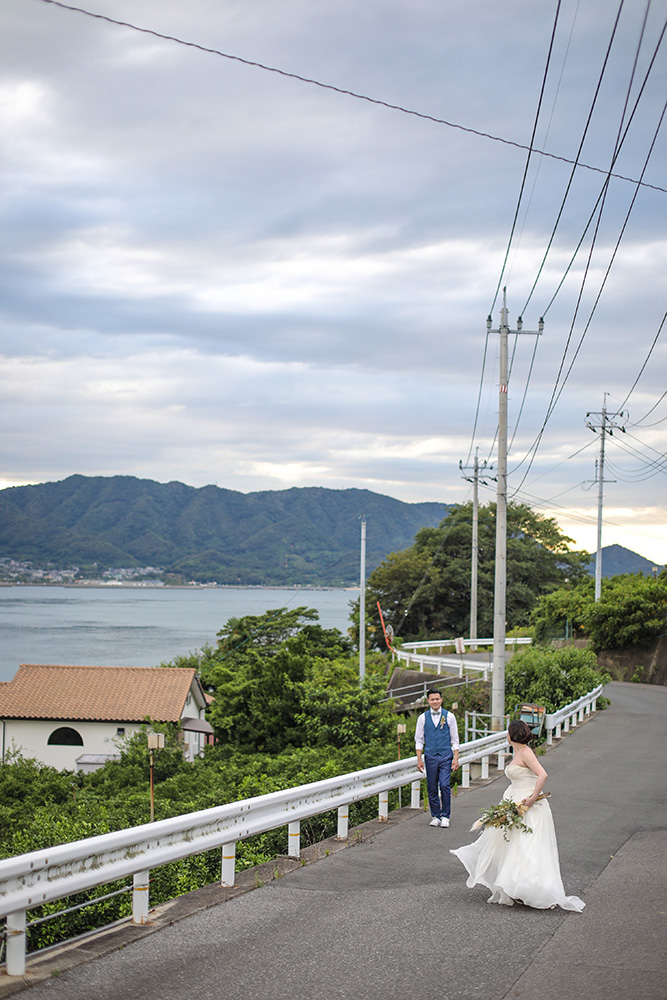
596, 635, 667, 685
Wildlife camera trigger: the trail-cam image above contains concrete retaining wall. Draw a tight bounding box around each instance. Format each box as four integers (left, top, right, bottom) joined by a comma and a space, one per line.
596, 634, 667, 685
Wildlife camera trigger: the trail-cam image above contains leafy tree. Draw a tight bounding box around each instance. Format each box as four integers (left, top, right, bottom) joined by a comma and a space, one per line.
295, 675, 395, 748
530, 579, 595, 642
530, 573, 667, 651
196, 607, 357, 752
367, 502, 590, 645
583, 574, 667, 652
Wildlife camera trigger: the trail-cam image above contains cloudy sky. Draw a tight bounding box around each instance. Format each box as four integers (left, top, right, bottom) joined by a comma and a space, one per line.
2, 0, 666, 563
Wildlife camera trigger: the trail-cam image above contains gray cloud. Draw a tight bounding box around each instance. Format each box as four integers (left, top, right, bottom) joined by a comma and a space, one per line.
2, 0, 666, 562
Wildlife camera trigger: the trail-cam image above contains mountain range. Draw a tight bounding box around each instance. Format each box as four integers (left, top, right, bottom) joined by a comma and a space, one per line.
0, 475, 448, 586
0, 476, 659, 587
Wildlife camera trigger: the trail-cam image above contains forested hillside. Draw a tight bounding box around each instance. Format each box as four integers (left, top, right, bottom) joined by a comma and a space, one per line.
0, 475, 449, 585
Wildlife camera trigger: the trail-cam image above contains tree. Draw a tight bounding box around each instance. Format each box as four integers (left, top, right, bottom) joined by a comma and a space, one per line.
530, 573, 667, 651
505, 646, 609, 714
295, 676, 395, 748
367, 502, 590, 645
530, 579, 595, 642
583, 574, 667, 652
199, 607, 355, 752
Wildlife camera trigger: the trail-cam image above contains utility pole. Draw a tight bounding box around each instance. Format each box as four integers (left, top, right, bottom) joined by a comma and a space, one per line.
459, 450, 491, 649
488, 290, 543, 730
359, 514, 366, 683
586, 396, 627, 601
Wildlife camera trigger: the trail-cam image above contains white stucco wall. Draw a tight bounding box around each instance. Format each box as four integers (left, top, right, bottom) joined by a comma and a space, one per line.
1, 719, 143, 771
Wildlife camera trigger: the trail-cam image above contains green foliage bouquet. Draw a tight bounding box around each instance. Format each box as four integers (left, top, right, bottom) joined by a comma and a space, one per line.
471, 793, 549, 839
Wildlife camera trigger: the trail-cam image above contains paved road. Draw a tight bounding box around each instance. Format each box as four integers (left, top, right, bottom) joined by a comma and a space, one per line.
4, 682, 667, 1000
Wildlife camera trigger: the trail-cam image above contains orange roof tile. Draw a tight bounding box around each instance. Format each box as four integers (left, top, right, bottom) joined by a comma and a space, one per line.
0, 665, 202, 723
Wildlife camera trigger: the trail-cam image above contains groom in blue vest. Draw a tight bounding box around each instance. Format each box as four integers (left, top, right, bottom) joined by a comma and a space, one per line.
415, 689, 460, 827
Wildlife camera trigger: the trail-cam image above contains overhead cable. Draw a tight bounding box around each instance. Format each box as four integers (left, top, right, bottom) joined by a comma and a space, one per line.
33, 0, 667, 196
617, 308, 667, 411
487, 0, 563, 318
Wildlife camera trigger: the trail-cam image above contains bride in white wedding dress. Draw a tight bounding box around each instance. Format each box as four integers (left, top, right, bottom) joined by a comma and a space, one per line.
450, 720, 585, 911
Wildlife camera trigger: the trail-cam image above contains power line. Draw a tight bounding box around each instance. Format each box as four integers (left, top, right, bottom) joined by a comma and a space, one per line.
629, 387, 667, 426
505, 89, 667, 492
33, 0, 667, 196
487, 0, 563, 317
519, 0, 628, 317
617, 307, 667, 411
536, 9, 667, 319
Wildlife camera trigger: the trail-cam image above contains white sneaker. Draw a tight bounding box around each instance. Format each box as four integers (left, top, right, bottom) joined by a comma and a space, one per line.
440, 817, 450, 827
429, 817, 441, 827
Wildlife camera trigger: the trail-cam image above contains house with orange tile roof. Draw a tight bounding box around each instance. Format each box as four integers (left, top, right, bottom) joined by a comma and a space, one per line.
0, 664, 213, 771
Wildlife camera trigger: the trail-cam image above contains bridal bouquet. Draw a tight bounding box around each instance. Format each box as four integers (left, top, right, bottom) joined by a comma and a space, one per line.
471, 793, 550, 840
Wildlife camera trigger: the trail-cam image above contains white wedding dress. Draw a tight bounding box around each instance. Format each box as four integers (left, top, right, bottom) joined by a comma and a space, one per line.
450, 762, 585, 911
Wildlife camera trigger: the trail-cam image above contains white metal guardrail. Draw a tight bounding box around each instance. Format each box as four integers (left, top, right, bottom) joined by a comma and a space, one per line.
392, 649, 493, 679
401, 637, 532, 652
392, 636, 532, 679
544, 685, 604, 744
0, 684, 604, 976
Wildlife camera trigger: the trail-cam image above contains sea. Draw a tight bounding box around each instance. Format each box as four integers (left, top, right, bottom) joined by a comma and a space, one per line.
0, 585, 359, 684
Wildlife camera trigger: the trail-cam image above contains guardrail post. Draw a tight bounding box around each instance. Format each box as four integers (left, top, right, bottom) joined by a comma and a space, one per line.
546, 726, 553, 746
132, 870, 150, 924
497, 751, 507, 769
379, 790, 389, 821
564, 716, 570, 733
481, 755, 489, 780
461, 763, 470, 788
288, 820, 301, 858
411, 779, 421, 809
6, 910, 27, 976
570, 711, 577, 728
337, 805, 349, 840
221, 841, 236, 886
578, 706, 585, 723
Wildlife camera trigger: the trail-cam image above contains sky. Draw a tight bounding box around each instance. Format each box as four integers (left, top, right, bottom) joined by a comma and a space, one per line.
2, 0, 667, 565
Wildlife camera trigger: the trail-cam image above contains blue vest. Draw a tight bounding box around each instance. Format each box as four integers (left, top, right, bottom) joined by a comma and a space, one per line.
423, 711, 452, 755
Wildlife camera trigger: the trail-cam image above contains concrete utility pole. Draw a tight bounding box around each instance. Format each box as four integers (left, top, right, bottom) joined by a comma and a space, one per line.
459, 450, 490, 649
586, 396, 627, 601
488, 290, 543, 730
359, 514, 366, 683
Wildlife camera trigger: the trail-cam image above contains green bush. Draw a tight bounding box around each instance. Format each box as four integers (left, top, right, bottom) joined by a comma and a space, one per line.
505, 646, 609, 714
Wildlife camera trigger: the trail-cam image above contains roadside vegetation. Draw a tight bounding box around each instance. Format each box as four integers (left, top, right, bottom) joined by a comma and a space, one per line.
530, 570, 667, 650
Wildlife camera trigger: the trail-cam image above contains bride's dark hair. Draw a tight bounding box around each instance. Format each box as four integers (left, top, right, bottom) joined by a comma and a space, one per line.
508, 720, 532, 744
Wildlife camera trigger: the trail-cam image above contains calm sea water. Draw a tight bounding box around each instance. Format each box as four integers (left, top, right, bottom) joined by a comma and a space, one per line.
0, 586, 359, 683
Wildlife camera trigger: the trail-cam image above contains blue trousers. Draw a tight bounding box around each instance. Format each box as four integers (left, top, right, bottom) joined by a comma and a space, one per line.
424, 752, 453, 819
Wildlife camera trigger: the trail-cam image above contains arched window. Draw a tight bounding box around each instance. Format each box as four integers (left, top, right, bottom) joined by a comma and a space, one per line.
47, 726, 84, 746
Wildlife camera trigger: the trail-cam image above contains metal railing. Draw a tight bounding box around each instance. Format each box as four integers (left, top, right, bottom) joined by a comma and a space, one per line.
401, 637, 532, 652
391, 636, 531, 679
464, 711, 510, 741
391, 649, 492, 679
544, 685, 604, 744
384, 675, 475, 704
